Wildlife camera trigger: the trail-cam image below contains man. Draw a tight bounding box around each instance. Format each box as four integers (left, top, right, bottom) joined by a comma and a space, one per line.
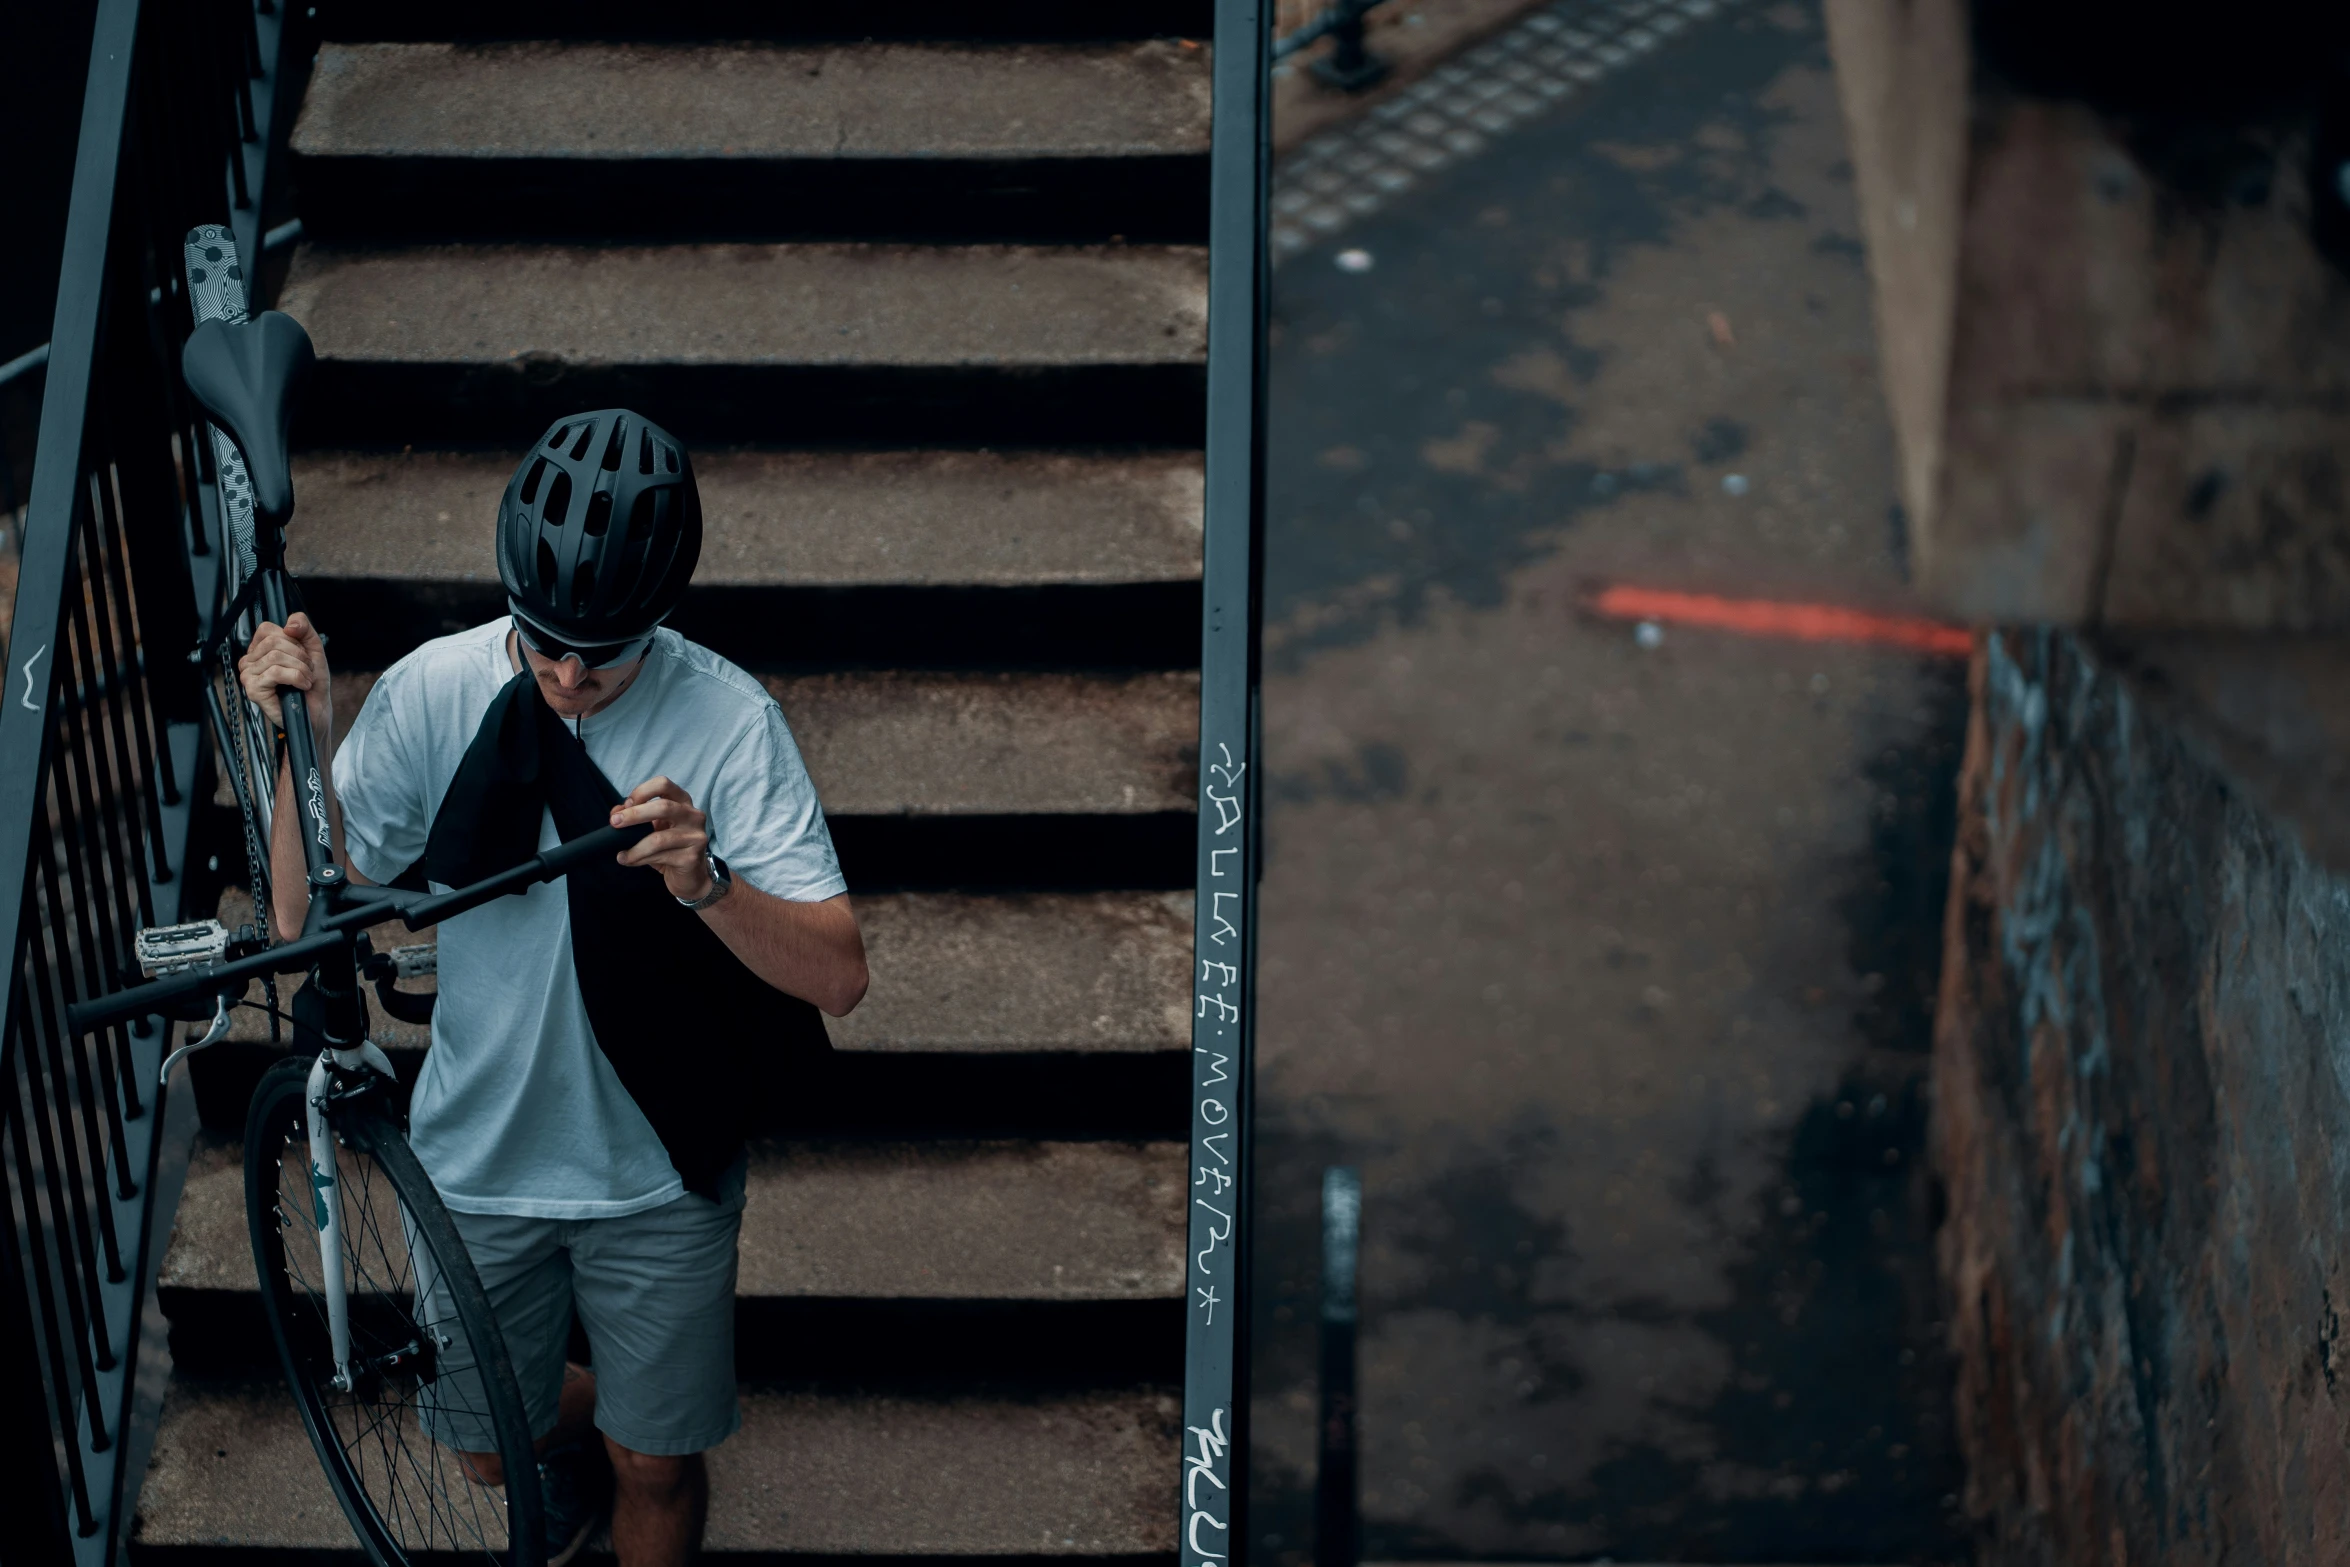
239, 408, 866, 1566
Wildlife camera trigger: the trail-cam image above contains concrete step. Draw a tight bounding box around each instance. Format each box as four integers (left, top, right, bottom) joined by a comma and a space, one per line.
318, 0, 1209, 44
288, 448, 1202, 669
208, 890, 1190, 1053
160, 1134, 1184, 1378
777, 671, 1198, 817
221, 668, 1200, 810
294, 42, 1211, 243
133, 1378, 1178, 1560
282, 667, 1198, 816
275, 242, 1207, 446
241, 667, 1201, 889
831, 891, 1191, 1054
187, 884, 1193, 1140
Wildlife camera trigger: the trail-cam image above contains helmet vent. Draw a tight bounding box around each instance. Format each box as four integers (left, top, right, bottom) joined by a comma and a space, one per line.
536, 539, 559, 598
546, 424, 569, 452
638, 429, 654, 475
600, 417, 627, 473
628, 489, 656, 536
584, 488, 613, 538
543, 471, 572, 527
570, 423, 595, 461
664, 443, 680, 474
520, 457, 547, 507
570, 562, 595, 620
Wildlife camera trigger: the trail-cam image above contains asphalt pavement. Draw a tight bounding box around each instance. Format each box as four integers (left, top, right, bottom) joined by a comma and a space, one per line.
1248, 3, 1971, 1560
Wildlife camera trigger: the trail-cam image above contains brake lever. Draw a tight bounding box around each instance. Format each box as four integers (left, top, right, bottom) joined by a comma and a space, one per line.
157, 993, 234, 1088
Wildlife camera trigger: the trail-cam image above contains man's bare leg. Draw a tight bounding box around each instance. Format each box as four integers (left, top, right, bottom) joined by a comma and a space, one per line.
459, 1361, 599, 1486
606, 1441, 706, 1567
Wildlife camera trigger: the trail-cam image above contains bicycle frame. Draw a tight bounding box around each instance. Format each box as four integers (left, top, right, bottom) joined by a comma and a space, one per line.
308, 1041, 398, 1389
64, 299, 649, 1402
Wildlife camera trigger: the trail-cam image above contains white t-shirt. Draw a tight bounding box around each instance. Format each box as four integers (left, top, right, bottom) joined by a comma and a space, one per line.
332, 619, 847, 1218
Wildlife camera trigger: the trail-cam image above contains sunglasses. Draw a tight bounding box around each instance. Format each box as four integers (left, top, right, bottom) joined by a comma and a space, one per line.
512, 616, 656, 671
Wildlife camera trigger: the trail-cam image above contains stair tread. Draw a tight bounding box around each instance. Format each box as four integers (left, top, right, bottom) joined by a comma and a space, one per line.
316, 0, 1212, 45
295, 40, 1211, 161
779, 670, 1200, 816
295, 667, 1197, 815
135, 1377, 1178, 1555
161, 1134, 1184, 1303
211, 889, 1191, 1053
288, 449, 1202, 587
834, 891, 1191, 1052
277, 242, 1207, 367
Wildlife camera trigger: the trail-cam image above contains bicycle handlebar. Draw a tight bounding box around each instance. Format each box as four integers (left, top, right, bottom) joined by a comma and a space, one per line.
64, 822, 649, 1037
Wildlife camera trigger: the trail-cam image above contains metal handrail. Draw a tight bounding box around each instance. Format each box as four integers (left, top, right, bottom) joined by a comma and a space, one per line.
0, 0, 303, 1557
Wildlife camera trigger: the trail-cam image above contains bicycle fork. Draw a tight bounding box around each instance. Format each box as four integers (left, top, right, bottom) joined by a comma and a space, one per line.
306, 1042, 398, 1392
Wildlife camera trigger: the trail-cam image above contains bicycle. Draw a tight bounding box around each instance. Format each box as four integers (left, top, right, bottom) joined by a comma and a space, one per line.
61, 229, 642, 1567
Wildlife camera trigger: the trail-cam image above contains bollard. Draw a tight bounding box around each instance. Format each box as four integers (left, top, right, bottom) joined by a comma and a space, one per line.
1311, 0, 1392, 92
1316, 1166, 1361, 1567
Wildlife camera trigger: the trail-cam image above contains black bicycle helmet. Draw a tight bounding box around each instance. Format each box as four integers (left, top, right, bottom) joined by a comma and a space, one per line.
497, 409, 701, 643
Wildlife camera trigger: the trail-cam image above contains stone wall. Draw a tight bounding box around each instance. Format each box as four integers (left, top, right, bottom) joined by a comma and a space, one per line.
1937, 627, 2350, 1562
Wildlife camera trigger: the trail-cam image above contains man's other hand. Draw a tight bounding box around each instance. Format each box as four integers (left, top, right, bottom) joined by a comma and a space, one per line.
239, 612, 330, 730
612, 777, 713, 901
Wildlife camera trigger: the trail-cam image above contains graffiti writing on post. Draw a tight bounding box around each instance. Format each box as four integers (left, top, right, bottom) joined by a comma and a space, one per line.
1185, 1407, 1231, 1562
1193, 741, 1246, 1331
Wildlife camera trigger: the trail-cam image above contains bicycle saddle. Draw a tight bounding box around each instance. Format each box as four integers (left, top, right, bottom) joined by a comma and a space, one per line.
180, 310, 316, 528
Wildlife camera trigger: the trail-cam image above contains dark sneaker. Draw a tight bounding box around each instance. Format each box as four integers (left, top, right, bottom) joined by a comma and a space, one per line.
536, 1441, 610, 1567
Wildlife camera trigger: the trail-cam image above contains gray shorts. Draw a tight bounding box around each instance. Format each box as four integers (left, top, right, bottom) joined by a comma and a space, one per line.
413, 1159, 746, 1458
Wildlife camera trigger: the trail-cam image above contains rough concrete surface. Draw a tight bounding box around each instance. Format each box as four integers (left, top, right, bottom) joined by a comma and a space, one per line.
277, 243, 1208, 366
1250, 4, 1965, 1560
1935, 627, 2350, 1565
316, 668, 1199, 816
137, 1377, 1178, 1555
831, 891, 1192, 1052
297, 41, 1212, 158
706, 1386, 1179, 1555
207, 885, 1186, 1054
735, 1140, 1183, 1300
164, 1134, 1181, 1305
770, 670, 1200, 817
135, 1379, 439, 1551
290, 449, 1204, 587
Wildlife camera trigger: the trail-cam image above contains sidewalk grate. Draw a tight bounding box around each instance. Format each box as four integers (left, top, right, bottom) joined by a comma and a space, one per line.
1271, 0, 1748, 261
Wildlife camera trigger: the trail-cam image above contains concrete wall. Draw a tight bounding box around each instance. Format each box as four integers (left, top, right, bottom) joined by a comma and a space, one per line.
1937, 627, 2350, 1562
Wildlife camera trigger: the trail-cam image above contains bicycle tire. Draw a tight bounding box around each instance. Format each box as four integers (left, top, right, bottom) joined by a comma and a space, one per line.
245, 1055, 549, 1567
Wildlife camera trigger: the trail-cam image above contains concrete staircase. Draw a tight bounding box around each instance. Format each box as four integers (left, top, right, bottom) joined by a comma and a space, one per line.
136, 3, 1210, 1558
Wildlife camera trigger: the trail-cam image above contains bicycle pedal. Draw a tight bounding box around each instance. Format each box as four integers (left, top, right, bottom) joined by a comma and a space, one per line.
135, 919, 230, 977
385, 942, 436, 980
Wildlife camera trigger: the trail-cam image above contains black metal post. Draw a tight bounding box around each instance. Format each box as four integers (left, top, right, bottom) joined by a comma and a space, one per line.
1182, 0, 1271, 1561
1316, 1167, 1360, 1567
1310, 0, 1390, 92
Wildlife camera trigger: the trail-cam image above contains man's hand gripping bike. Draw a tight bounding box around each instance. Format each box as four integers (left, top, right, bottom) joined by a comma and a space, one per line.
60, 241, 633, 1567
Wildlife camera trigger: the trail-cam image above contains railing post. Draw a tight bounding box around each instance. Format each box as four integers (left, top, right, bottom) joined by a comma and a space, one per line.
1184, 0, 1272, 1561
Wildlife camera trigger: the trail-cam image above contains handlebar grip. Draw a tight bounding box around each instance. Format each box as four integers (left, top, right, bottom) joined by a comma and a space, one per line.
535, 822, 651, 879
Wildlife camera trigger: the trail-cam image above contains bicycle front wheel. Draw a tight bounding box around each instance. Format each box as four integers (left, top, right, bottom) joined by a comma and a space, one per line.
245, 1055, 547, 1567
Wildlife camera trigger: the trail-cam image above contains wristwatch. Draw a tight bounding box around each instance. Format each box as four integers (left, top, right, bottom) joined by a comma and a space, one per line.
678, 850, 734, 911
